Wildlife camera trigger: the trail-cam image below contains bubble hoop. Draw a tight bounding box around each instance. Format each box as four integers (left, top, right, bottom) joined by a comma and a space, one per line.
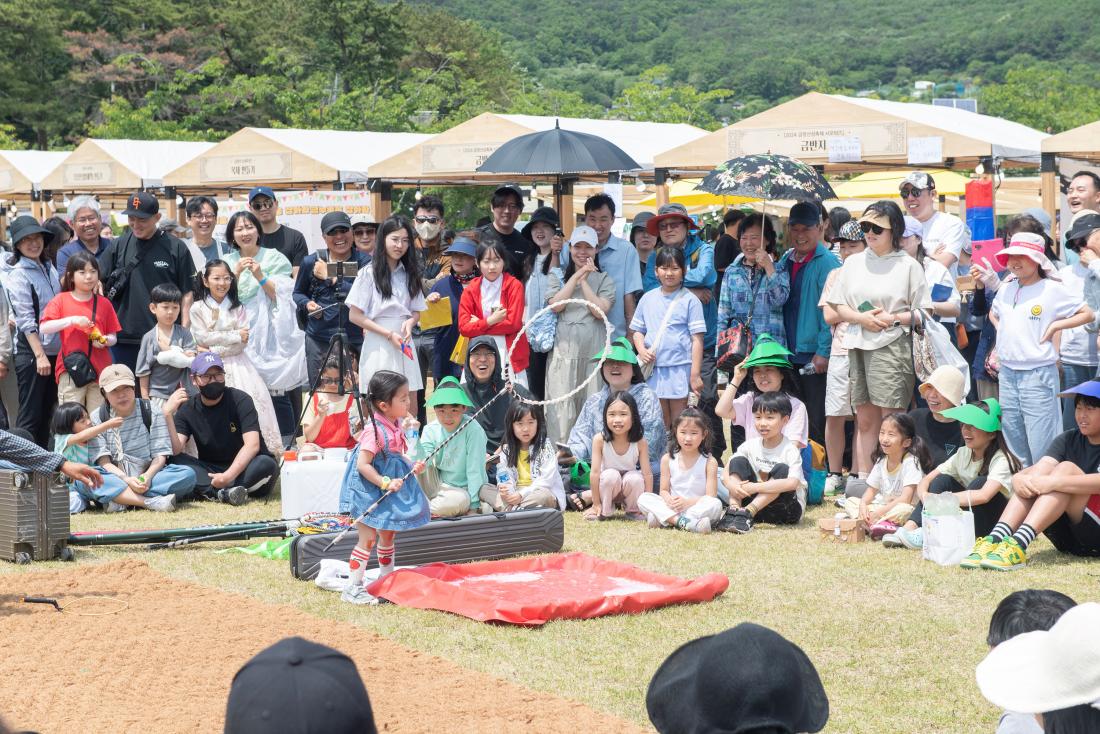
503, 297, 614, 407
324, 298, 614, 548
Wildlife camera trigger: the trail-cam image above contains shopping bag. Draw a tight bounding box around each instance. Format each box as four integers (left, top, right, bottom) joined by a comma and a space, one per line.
911, 310, 971, 396
922, 509, 976, 566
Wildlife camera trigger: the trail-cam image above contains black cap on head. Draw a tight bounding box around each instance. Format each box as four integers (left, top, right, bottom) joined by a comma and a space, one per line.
646, 623, 829, 734
321, 211, 353, 235
492, 184, 524, 207
1066, 212, 1100, 245
225, 637, 377, 734
122, 191, 159, 219
788, 201, 822, 227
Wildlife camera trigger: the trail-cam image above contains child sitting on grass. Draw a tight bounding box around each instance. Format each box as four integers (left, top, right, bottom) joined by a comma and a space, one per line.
135, 283, 196, 412
842, 413, 931, 540
585, 390, 652, 521
719, 391, 806, 534
300, 356, 364, 454
715, 334, 809, 450
962, 379, 1100, 571
411, 376, 494, 517
637, 407, 722, 534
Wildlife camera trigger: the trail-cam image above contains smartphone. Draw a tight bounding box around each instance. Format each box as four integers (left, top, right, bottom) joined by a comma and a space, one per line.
555, 442, 574, 456
857, 300, 875, 313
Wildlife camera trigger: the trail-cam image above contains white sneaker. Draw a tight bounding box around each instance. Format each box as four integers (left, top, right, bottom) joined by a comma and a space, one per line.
340, 582, 379, 605
144, 494, 177, 512
692, 517, 712, 534
823, 474, 844, 497
647, 513, 661, 529
105, 500, 127, 513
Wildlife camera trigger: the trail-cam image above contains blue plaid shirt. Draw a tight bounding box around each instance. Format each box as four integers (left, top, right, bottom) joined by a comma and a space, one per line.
717, 254, 790, 349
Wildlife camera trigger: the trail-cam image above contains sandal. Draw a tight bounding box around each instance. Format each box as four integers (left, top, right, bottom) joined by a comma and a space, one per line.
567, 491, 586, 511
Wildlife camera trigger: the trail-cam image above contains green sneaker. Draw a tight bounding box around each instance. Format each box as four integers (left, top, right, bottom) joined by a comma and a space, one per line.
960, 536, 1000, 569
980, 537, 1028, 571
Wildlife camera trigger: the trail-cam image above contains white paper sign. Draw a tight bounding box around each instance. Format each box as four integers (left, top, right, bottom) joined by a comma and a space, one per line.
603, 182, 623, 217
827, 136, 862, 163
908, 136, 944, 165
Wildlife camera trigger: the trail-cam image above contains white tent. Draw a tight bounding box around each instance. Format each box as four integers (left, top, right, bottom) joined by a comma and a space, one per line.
40, 139, 215, 191
0, 150, 68, 195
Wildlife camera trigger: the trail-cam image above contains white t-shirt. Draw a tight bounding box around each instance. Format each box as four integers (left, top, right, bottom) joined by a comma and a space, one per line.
345, 263, 427, 321
733, 435, 807, 508
826, 249, 931, 351
866, 453, 923, 504
1057, 262, 1100, 366
991, 278, 1084, 369
920, 211, 970, 272
922, 257, 961, 324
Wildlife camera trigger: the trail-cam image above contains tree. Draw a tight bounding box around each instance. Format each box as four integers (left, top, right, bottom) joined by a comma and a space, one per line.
612, 66, 733, 129
981, 65, 1100, 133
87, 97, 213, 141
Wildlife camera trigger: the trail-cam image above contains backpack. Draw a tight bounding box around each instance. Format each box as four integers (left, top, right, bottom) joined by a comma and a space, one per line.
98, 399, 152, 433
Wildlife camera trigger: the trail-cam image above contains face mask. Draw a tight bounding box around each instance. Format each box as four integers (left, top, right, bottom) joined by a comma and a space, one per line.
200, 381, 225, 400
415, 221, 441, 241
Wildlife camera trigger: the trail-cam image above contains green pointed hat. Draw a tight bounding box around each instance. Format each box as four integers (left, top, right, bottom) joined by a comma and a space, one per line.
592, 336, 639, 365
940, 398, 1001, 433
741, 334, 793, 369
425, 376, 474, 408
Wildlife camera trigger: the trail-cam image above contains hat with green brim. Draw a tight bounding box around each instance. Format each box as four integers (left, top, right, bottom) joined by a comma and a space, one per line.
940, 399, 1001, 433
741, 334, 793, 369
425, 376, 474, 408
592, 336, 639, 365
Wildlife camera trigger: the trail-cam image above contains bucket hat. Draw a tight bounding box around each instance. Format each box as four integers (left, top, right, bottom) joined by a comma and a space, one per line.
918, 365, 966, 408
521, 206, 560, 240
740, 334, 793, 370
646, 203, 698, 236
993, 232, 1058, 275
8, 215, 55, 250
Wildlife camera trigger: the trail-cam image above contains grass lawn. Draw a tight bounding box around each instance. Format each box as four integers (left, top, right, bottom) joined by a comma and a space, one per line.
3, 498, 1094, 732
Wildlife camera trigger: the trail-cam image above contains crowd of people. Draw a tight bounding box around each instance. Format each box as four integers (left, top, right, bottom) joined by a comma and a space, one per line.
2, 171, 1100, 585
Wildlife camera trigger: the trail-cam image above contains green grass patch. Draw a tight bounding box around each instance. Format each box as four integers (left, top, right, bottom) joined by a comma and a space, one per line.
3, 500, 1094, 732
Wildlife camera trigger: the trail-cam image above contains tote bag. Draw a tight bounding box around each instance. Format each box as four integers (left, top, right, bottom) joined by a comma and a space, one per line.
922, 496, 976, 566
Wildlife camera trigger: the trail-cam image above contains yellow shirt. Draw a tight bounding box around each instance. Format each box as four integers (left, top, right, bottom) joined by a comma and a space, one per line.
517, 449, 533, 487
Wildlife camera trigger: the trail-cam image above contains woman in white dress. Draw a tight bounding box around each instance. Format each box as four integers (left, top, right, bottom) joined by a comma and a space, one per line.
346, 216, 425, 414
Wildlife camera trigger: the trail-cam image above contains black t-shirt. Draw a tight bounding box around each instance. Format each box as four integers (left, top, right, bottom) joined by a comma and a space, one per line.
478, 224, 534, 282
99, 231, 197, 344
261, 225, 309, 268
174, 387, 271, 465
714, 233, 741, 274
908, 408, 963, 468
1046, 429, 1100, 474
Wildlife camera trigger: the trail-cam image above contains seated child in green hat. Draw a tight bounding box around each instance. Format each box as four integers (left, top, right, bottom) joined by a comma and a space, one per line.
883, 399, 1021, 551
411, 376, 495, 517
715, 334, 809, 449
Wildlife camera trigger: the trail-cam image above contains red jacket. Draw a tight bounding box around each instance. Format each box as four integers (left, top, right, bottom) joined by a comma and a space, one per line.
458, 274, 530, 374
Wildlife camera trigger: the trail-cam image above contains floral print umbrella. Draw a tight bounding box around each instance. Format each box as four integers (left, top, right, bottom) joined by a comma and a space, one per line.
696, 154, 837, 201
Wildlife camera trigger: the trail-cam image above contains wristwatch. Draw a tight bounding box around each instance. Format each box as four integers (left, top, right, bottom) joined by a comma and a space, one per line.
891, 319, 902, 328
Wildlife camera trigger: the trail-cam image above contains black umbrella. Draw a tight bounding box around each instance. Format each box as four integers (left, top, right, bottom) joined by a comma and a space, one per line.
696, 154, 837, 201
477, 121, 641, 176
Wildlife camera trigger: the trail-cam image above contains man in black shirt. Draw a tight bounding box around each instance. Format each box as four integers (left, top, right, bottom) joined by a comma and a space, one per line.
477, 185, 533, 282
713, 209, 745, 299
166, 353, 278, 504
99, 191, 196, 371
249, 186, 309, 276
963, 379, 1100, 571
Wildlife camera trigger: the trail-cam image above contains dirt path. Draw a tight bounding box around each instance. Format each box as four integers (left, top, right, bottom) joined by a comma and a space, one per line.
1, 560, 649, 733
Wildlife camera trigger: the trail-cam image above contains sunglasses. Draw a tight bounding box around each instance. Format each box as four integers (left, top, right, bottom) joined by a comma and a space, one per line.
860, 222, 886, 235
414, 215, 441, 224
251, 198, 275, 210
657, 220, 685, 231
900, 187, 926, 199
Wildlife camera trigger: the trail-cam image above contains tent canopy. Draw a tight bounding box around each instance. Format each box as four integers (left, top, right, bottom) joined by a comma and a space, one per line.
40, 139, 214, 192
655, 92, 1048, 173
831, 169, 971, 198
1041, 120, 1100, 163
0, 150, 68, 196
163, 127, 430, 191
369, 112, 707, 183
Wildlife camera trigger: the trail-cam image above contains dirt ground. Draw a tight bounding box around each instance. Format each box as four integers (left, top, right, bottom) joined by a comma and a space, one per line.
0, 560, 649, 733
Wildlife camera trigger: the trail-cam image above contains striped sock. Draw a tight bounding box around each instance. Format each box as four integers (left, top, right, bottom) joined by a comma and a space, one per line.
348, 545, 373, 586
377, 543, 395, 576
989, 522, 1013, 542
1011, 523, 1037, 552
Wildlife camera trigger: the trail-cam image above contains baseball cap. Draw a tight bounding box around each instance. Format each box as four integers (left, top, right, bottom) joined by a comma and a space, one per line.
1065, 212, 1100, 244
99, 364, 136, 393
350, 215, 376, 227
1021, 207, 1053, 235
321, 211, 352, 234
224, 636, 377, 734
568, 225, 599, 246
190, 352, 225, 375
899, 171, 935, 192
122, 191, 159, 219
248, 186, 276, 204
976, 602, 1099, 715
788, 201, 822, 227
834, 220, 864, 243
902, 215, 923, 239
491, 184, 524, 207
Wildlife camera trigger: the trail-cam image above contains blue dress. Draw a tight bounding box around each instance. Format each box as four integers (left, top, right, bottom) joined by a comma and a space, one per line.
339, 421, 430, 532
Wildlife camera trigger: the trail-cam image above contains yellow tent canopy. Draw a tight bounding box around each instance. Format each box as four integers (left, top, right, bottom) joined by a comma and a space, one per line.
637, 179, 756, 208
832, 169, 970, 199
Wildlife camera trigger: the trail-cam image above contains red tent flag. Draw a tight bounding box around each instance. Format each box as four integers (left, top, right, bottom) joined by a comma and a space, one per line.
367, 552, 729, 626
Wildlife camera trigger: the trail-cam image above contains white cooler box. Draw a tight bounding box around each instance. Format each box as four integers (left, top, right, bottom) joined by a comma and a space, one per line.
280, 451, 349, 518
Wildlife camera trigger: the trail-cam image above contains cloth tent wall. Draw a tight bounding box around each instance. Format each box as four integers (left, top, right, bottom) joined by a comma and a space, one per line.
1039, 119, 1100, 231
367, 112, 707, 235
162, 127, 430, 193
0, 150, 69, 223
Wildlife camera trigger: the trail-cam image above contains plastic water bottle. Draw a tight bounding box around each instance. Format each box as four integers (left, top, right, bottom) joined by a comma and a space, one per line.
404, 425, 419, 455
799, 363, 817, 376
834, 512, 846, 537
496, 461, 515, 507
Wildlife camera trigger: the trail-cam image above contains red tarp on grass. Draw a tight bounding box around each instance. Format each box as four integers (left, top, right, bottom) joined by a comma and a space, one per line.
366, 551, 729, 626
